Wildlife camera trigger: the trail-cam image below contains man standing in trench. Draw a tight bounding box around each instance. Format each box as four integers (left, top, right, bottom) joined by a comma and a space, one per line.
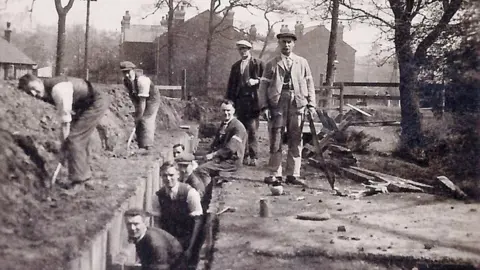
226, 40, 265, 166
154, 161, 204, 269
120, 61, 161, 150
17, 73, 110, 189
258, 31, 316, 186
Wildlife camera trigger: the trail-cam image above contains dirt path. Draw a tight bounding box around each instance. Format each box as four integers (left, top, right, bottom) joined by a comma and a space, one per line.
210, 122, 480, 270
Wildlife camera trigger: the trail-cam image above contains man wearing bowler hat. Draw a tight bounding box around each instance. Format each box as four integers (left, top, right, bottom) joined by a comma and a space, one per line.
226, 40, 265, 167
258, 31, 316, 186
120, 61, 161, 150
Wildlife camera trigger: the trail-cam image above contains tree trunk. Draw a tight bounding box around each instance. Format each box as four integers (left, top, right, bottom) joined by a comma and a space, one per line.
55, 13, 67, 76
204, 5, 215, 90
259, 28, 272, 59
395, 26, 423, 148
167, 0, 175, 85
325, 0, 340, 107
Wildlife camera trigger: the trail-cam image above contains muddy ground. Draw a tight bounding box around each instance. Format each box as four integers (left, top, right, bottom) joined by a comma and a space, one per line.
208, 121, 480, 270
0, 80, 200, 270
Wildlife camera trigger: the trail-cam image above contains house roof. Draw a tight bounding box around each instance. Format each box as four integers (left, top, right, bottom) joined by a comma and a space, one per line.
0, 37, 36, 65
124, 25, 166, 43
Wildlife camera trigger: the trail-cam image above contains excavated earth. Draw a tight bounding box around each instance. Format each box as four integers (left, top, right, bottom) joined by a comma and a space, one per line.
0, 80, 203, 270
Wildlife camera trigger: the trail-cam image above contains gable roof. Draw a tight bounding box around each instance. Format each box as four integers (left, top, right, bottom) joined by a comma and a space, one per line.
124, 25, 166, 43
0, 37, 36, 65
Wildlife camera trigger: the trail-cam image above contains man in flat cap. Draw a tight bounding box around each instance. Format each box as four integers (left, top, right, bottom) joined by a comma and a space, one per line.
226, 40, 265, 167
120, 61, 161, 150
258, 31, 316, 186
175, 153, 208, 201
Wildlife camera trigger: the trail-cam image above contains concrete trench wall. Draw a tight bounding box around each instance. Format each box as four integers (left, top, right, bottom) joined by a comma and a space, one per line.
66, 128, 199, 270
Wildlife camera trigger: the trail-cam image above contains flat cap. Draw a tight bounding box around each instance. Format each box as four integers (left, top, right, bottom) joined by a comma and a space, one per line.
276, 32, 297, 41
175, 153, 195, 165
120, 61, 136, 71
235, 40, 252, 48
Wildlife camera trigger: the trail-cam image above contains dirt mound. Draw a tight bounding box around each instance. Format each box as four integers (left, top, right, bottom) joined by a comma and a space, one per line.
0, 80, 190, 269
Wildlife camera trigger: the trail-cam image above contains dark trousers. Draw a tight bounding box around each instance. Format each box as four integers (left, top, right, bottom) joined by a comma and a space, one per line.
198, 159, 239, 177
65, 91, 110, 182
237, 115, 259, 160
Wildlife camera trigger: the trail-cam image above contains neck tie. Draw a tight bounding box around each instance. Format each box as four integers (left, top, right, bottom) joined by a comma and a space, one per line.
286, 57, 293, 70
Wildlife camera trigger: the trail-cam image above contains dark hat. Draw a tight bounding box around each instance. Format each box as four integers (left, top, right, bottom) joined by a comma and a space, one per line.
120, 61, 136, 71
175, 153, 195, 165
276, 32, 297, 41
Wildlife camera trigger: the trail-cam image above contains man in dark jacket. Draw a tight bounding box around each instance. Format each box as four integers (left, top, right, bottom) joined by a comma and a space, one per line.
17, 74, 110, 188
124, 208, 184, 270
198, 100, 248, 176
120, 61, 161, 150
226, 40, 265, 166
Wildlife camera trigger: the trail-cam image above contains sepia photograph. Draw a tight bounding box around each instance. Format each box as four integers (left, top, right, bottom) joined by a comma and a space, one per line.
0, 0, 478, 269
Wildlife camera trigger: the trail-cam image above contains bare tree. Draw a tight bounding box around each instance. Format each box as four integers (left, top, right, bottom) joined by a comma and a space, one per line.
148, 0, 193, 84
324, 0, 464, 148
250, 0, 296, 59
54, 0, 75, 76
204, 0, 250, 89
325, 0, 339, 87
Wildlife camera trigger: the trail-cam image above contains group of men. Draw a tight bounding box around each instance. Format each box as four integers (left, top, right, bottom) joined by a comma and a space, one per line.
16, 29, 315, 269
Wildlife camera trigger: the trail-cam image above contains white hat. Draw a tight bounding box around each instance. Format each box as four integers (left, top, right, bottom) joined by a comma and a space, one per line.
235, 40, 252, 49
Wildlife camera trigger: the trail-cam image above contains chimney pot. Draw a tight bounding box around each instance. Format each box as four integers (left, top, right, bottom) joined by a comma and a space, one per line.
4, 22, 12, 42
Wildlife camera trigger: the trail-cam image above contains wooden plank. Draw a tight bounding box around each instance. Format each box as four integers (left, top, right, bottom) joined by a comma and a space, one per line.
346, 103, 373, 117
154, 85, 182, 90
349, 166, 433, 189
349, 120, 401, 126
333, 94, 401, 100
340, 167, 374, 184
436, 176, 468, 199
333, 82, 400, 87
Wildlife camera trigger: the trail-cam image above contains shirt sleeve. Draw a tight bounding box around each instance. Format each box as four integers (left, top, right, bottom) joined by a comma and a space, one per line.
137, 76, 151, 98
186, 189, 203, 216
51, 82, 74, 123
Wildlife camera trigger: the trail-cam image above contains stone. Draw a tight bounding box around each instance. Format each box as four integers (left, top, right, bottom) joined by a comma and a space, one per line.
337, 225, 346, 232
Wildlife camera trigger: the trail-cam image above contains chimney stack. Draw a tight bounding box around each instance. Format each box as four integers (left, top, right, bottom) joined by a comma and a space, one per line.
121, 11, 131, 31
4, 22, 12, 43
280, 24, 290, 33
249, 24, 257, 41
338, 22, 344, 41
160, 16, 168, 27
173, 5, 186, 25
295, 21, 304, 39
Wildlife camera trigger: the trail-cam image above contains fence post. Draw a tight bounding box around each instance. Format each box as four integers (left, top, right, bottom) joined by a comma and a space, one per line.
182, 69, 187, 100
339, 83, 344, 118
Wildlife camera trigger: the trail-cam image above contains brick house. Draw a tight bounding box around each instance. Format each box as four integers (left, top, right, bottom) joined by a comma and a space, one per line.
119, 11, 166, 76
0, 22, 36, 80
120, 7, 246, 93
250, 22, 356, 87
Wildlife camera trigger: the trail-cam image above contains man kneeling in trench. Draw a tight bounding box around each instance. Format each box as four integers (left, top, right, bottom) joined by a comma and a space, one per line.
124, 208, 184, 270
154, 161, 204, 269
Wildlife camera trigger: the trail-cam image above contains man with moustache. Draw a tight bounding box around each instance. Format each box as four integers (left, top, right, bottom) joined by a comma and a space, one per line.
258, 31, 316, 187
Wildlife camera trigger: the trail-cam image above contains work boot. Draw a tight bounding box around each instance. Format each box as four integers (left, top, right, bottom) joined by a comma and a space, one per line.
264, 176, 282, 185
249, 158, 257, 167
285, 176, 308, 187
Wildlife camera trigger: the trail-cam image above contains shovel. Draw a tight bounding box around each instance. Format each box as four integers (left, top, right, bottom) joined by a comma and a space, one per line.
50, 163, 62, 188
126, 127, 136, 150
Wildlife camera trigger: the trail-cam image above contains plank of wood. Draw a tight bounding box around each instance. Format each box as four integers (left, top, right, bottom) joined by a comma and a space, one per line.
154, 85, 182, 90
346, 103, 373, 117
340, 167, 374, 184
436, 176, 468, 199
349, 120, 401, 126
350, 166, 433, 189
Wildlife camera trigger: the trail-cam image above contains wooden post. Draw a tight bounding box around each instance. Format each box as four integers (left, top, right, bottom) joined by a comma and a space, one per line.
182, 69, 187, 100
339, 83, 344, 118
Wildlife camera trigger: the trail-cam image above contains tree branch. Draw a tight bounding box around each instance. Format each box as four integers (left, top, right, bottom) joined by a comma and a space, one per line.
341, 0, 395, 28
414, 0, 462, 62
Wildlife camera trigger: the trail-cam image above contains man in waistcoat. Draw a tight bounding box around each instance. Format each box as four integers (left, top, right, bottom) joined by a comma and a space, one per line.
226, 40, 265, 167
120, 61, 161, 150
258, 31, 316, 187
17, 74, 110, 188
124, 208, 184, 270
155, 161, 204, 269
198, 100, 248, 177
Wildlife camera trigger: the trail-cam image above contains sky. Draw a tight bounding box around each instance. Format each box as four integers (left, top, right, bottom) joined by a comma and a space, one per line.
0, 0, 382, 56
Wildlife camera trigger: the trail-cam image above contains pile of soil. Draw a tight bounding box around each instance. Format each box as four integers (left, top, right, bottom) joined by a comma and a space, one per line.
0, 80, 189, 269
